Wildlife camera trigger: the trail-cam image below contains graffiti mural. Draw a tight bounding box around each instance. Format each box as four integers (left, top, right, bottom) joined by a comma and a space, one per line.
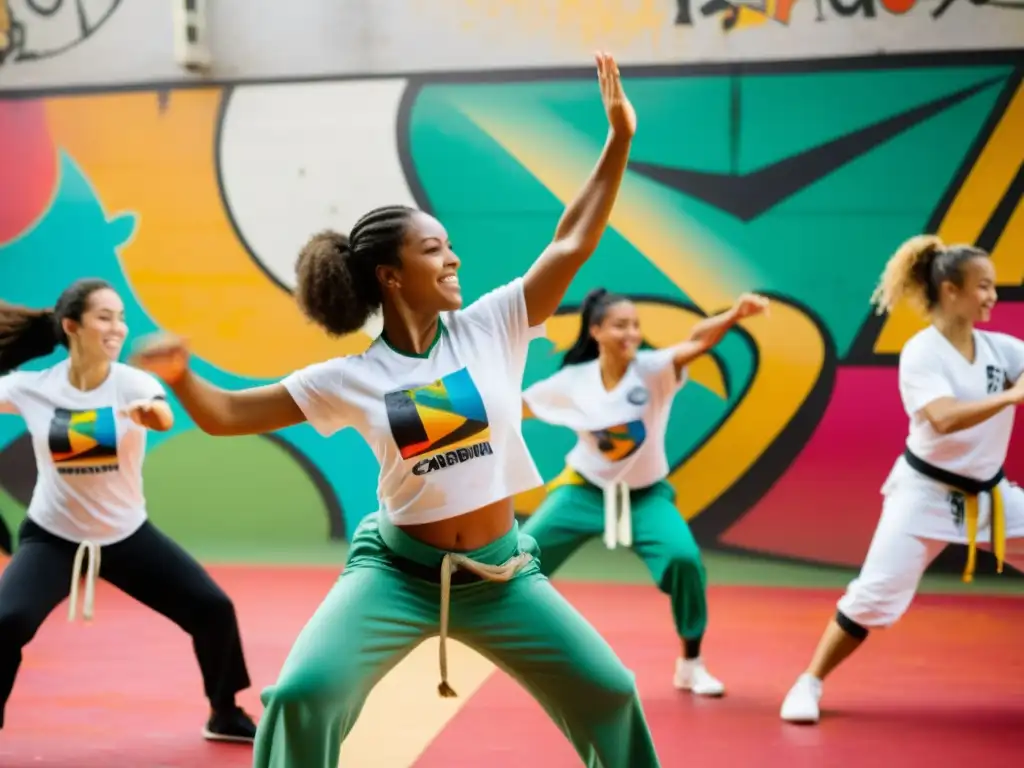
0, 0, 121, 66
675, 0, 1024, 31
1, 51, 1022, 569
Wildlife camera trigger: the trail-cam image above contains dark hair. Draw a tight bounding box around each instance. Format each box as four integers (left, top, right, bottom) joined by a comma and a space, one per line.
560, 288, 629, 368
0, 278, 113, 375
294, 205, 417, 336
870, 235, 988, 316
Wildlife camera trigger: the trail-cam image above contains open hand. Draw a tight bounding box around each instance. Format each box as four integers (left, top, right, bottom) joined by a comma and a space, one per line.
597, 51, 636, 139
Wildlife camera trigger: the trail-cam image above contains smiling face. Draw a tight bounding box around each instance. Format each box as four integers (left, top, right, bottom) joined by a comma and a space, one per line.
591, 299, 643, 364
939, 255, 997, 325
62, 287, 128, 362
380, 211, 462, 314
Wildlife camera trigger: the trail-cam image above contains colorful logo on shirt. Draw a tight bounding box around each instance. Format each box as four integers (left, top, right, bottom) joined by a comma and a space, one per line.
592, 419, 647, 462
48, 407, 119, 475
384, 367, 493, 476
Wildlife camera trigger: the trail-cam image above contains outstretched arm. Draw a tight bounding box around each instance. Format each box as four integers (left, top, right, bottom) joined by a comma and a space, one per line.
129, 336, 307, 437
667, 293, 770, 378
522, 52, 636, 327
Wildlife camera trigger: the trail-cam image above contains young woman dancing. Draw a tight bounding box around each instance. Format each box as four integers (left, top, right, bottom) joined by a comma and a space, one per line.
521, 287, 769, 698
780, 235, 1024, 724
0, 279, 256, 741
132, 53, 663, 768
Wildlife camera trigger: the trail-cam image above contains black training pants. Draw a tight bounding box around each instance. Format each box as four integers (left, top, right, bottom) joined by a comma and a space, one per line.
0, 518, 251, 728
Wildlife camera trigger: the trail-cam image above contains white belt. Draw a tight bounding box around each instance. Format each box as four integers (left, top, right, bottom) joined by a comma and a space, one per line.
603, 481, 632, 549
68, 540, 101, 622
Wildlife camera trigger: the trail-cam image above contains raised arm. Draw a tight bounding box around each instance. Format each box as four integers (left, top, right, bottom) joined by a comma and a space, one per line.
129, 335, 307, 437
667, 293, 770, 378
522, 52, 636, 327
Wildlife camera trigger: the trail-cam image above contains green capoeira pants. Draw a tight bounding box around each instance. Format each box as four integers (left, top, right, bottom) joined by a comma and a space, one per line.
521, 473, 709, 643
253, 511, 661, 768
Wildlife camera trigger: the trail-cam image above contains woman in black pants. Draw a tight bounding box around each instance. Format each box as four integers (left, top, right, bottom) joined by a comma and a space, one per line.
0, 279, 256, 741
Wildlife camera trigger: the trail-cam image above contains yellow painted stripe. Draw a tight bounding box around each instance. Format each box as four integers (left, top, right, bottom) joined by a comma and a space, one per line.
455, 101, 738, 311
44, 90, 374, 379
340, 638, 495, 766
465, 100, 826, 524
875, 81, 1024, 354
670, 300, 824, 520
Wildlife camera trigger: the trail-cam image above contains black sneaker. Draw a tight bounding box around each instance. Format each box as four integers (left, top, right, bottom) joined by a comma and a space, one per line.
202, 706, 257, 743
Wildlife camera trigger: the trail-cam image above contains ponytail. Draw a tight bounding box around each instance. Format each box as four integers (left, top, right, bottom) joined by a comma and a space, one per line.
0, 278, 113, 374
0, 302, 60, 375
560, 287, 625, 368
869, 235, 987, 316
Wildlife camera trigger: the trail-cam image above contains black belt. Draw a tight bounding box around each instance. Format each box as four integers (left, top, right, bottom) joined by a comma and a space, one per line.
902, 448, 1003, 494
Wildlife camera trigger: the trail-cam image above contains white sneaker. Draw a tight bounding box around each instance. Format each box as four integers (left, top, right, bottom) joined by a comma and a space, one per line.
780, 673, 823, 723
673, 657, 725, 697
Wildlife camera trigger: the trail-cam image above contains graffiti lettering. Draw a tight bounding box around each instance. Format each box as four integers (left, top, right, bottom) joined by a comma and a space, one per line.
676, 0, 1021, 29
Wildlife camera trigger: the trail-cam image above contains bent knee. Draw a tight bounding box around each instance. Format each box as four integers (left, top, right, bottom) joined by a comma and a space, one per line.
837, 581, 914, 629
663, 550, 704, 582
265, 662, 365, 710
0, 610, 39, 648
196, 588, 237, 621
582, 660, 640, 708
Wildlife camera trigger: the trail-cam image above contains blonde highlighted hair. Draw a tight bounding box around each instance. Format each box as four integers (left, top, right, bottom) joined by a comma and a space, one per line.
869, 235, 988, 316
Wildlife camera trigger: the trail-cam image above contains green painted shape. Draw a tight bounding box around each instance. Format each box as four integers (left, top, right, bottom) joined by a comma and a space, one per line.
410, 85, 756, 483
0, 485, 26, 544
739, 75, 1010, 354
142, 430, 346, 565
737, 66, 1011, 172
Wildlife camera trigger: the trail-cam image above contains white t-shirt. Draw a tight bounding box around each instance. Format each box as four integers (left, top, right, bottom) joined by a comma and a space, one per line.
523, 347, 687, 490
0, 359, 166, 545
282, 278, 546, 526
898, 325, 1024, 481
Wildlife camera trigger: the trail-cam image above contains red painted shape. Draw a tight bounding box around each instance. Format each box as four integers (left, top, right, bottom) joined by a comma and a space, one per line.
0, 99, 57, 245
721, 302, 1024, 568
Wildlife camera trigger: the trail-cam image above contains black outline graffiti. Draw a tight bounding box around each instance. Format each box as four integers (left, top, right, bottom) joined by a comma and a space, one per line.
844, 66, 1024, 367
628, 77, 1004, 222
0, 0, 122, 66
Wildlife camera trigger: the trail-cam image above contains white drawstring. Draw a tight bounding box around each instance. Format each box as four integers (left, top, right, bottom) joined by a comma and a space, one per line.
69, 540, 100, 622
603, 481, 631, 549
436, 550, 533, 698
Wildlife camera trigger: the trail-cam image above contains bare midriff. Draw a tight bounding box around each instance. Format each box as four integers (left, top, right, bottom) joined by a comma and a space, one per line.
397, 497, 516, 552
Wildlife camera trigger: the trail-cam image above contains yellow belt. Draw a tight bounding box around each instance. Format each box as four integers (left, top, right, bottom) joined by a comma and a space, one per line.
903, 449, 1005, 583
961, 486, 1006, 583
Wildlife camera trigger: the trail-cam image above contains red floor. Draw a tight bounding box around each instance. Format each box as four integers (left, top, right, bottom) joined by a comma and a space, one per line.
0, 564, 1021, 767
418, 582, 1024, 767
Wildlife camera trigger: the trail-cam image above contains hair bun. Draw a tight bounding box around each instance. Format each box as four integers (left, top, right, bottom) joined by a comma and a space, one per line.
581, 287, 608, 310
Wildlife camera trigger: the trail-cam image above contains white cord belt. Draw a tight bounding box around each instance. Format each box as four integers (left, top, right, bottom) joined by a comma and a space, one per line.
68, 540, 101, 622
603, 481, 632, 549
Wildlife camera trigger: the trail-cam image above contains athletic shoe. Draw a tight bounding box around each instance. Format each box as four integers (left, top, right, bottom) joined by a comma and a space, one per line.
202, 706, 257, 743
673, 657, 726, 696
780, 673, 823, 723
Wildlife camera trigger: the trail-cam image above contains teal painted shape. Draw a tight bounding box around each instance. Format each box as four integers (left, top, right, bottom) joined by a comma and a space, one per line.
0, 153, 378, 537
735, 70, 1010, 352
737, 66, 1011, 172
407, 63, 1010, 486
409, 84, 753, 483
